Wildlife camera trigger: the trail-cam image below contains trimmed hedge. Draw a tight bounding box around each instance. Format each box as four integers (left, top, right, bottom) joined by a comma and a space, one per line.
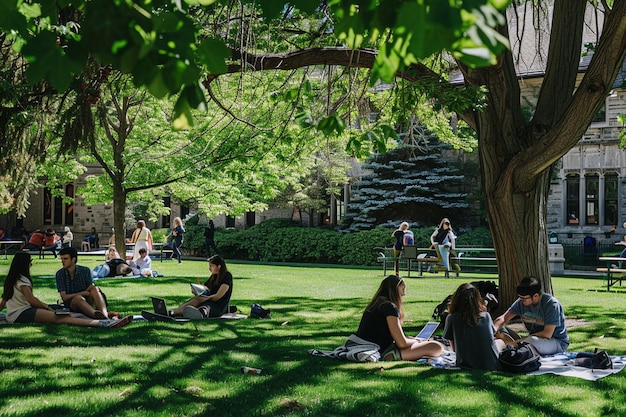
181, 217, 493, 266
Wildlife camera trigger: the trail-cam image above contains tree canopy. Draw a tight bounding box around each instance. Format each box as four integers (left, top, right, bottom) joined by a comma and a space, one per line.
2, 1, 626, 309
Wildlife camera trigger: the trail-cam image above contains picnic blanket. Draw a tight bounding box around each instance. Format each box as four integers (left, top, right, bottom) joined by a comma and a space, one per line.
421, 351, 626, 381
309, 334, 381, 362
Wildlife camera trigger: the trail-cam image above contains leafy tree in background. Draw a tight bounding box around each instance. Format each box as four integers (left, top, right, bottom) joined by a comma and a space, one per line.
2, 1, 626, 308
76, 71, 327, 251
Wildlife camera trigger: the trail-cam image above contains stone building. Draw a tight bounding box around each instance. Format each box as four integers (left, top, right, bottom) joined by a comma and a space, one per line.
0, 165, 188, 245
546, 60, 626, 246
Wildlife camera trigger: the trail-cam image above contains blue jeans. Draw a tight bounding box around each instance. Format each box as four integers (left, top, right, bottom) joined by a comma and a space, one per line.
438, 244, 451, 271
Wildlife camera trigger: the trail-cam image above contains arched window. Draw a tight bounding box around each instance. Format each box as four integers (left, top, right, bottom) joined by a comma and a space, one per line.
43, 184, 74, 226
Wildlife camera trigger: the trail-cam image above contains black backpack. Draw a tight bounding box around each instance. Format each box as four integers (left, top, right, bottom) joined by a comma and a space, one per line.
432, 294, 453, 324
499, 342, 541, 373
573, 349, 613, 370
432, 280, 499, 325
250, 303, 271, 319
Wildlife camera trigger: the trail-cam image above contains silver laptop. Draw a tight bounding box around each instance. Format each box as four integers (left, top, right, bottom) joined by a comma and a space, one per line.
415, 321, 439, 341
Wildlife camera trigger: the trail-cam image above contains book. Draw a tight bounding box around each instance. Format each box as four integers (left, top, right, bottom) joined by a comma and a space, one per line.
55, 308, 71, 315
190, 283, 209, 296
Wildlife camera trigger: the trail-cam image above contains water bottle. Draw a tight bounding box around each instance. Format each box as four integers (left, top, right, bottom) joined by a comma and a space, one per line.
241, 366, 262, 375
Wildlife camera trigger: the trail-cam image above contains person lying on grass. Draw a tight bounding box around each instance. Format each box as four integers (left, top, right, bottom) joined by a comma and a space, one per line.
169, 254, 233, 320
0, 252, 131, 328
356, 275, 444, 361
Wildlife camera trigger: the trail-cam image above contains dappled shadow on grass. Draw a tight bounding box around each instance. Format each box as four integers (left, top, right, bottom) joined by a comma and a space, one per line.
2, 295, 626, 416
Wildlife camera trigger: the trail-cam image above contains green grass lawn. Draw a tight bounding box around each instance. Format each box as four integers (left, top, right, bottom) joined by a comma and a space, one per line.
1, 256, 625, 417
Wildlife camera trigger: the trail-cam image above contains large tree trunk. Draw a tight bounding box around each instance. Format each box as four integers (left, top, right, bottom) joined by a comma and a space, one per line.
465, 0, 626, 309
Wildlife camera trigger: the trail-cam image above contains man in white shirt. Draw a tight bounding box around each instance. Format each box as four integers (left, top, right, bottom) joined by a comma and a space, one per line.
130, 248, 152, 276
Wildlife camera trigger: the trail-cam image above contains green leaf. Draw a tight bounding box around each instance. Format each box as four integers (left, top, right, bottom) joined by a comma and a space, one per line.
295, 112, 314, 128
196, 37, 230, 74
172, 94, 194, 130
182, 83, 206, 110
146, 70, 171, 99
22, 31, 81, 90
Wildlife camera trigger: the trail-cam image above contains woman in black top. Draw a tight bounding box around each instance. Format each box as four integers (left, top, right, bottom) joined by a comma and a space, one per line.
171, 255, 233, 319
356, 275, 444, 361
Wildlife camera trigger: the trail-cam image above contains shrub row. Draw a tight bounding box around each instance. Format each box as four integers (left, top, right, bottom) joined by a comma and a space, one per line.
180, 217, 493, 266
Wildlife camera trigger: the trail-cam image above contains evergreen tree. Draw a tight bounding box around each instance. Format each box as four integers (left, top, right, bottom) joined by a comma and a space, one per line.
342, 134, 470, 232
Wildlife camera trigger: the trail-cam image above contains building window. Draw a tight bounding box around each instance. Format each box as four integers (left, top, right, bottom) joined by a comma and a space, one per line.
566, 175, 579, 224
43, 185, 74, 226
585, 174, 599, 225
604, 173, 618, 226
226, 216, 236, 228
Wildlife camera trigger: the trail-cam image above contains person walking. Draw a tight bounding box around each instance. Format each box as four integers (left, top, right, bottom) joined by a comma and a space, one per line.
204, 220, 221, 259
170, 217, 185, 264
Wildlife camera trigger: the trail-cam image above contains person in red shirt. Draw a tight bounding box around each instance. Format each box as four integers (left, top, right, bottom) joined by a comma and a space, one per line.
23, 230, 45, 251
43, 228, 61, 258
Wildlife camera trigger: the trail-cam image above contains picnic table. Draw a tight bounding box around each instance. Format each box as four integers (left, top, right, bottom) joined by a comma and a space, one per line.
597, 257, 626, 290
376, 246, 498, 277
0, 240, 23, 259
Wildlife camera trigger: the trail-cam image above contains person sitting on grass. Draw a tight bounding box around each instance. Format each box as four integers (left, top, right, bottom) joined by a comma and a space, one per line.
356, 275, 444, 361
170, 255, 233, 320
129, 247, 153, 277
55, 247, 130, 324
494, 276, 569, 355
0, 252, 130, 328
443, 283, 506, 370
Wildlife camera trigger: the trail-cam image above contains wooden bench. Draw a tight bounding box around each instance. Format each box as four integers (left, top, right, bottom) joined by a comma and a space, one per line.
597, 257, 626, 290
406, 246, 461, 277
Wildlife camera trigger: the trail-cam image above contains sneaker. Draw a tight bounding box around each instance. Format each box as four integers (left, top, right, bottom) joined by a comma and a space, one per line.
183, 306, 209, 320
183, 306, 204, 320
106, 315, 134, 328
198, 306, 210, 317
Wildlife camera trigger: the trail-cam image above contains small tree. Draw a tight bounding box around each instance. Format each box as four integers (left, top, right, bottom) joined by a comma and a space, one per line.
342, 136, 471, 232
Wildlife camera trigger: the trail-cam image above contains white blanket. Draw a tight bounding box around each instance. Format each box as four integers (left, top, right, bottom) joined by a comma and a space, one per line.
422, 351, 625, 381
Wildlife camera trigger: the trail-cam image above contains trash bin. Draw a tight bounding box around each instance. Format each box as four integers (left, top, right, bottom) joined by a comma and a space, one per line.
583, 236, 597, 267
548, 231, 558, 244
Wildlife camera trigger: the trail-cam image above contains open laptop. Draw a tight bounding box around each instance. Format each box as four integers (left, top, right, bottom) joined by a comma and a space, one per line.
140, 297, 189, 322
415, 321, 440, 341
